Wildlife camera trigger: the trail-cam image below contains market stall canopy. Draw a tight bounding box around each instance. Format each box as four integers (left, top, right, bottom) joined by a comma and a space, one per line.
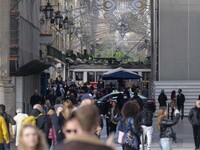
103, 67, 142, 80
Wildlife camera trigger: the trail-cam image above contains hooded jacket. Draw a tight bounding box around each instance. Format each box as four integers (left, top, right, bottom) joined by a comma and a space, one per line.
31, 109, 49, 138
0, 116, 9, 144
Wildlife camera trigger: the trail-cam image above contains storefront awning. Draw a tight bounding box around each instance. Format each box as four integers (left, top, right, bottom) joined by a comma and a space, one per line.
16, 59, 51, 76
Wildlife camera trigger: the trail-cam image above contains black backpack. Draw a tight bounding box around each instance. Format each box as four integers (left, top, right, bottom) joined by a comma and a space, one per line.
141, 110, 153, 126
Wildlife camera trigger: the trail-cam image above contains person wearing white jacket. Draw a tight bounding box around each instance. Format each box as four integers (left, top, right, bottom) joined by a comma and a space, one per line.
13, 108, 28, 147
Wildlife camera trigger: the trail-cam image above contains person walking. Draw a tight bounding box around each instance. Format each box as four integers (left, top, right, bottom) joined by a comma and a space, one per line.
31, 104, 50, 140
188, 100, 200, 150
56, 105, 113, 150
18, 124, 48, 150
140, 103, 154, 150
120, 101, 141, 150
0, 104, 16, 150
0, 116, 9, 150
170, 91, 177, 120
13, 108, 28, 147
30, 90, 41, 108
107, 100, 120, 134
158, 90, 168, 108
157, 108, 180, 150
177, 89, 185, 120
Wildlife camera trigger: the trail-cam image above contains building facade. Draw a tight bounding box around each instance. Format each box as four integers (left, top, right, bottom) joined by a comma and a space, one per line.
151, 0, 200, 115
0, 0, 15, 115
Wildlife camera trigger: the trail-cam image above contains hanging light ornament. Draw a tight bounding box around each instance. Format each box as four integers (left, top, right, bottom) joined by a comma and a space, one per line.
43, 1, 54, 19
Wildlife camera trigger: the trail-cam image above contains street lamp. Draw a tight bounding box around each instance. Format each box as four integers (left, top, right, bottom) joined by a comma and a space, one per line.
54, 11, 63, 26
63, 17, 69, 30
43, 1, 54, 19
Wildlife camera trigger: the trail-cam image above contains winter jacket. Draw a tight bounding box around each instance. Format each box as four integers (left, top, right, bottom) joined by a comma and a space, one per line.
140, 109, 153, 126
30, 95, 41, 107
56, 135, 112, 150
188, 107, 200, 126
158, 93, 168, 107
0, 116, 9, 144
13, 113, 28, 146
31, 109, 50, 138
160, 113, 180, 139
177, 94, 185, 106
0, 111, 16, 134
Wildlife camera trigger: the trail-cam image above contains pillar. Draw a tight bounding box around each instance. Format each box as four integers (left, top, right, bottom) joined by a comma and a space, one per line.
0, 0, 15, 115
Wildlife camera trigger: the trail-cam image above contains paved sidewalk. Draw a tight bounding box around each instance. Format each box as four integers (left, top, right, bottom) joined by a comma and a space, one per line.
11, 118, 195, 150
102, 118, 195, 150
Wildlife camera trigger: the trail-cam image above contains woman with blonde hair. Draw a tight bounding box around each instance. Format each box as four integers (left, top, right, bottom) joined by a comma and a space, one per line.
18, 124, 48, 150
58, 100, 73, 142
157, 108, 180, 150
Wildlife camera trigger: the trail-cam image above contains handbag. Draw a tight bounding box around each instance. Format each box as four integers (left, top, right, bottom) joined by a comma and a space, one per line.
122, 118, 140, 149
118, 131, 124, 144
118, 120, 124, 144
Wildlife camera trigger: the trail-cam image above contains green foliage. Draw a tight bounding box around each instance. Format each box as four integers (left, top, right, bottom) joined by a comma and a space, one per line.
95, 48, 135, 63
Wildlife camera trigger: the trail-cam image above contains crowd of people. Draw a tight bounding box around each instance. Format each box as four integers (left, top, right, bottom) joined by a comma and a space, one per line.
0, 77, 200, 150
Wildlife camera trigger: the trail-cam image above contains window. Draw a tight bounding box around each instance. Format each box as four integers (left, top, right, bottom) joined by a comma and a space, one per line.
96, 72, 104, 81
87, 72, 95, 82
75, 72, 83, 81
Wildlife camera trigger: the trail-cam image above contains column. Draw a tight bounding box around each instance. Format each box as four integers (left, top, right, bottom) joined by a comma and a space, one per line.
0, 0, 15, 115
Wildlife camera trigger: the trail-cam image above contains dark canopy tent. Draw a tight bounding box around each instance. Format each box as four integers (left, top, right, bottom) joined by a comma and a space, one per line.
103, 67, 142, 80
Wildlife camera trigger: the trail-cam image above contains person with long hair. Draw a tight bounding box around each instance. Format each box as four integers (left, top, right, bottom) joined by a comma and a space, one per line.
170, 91, 177, 120
157, 108, 180, 150
18, 124, 48, 150
120, 101, 141, 150
58, 100, 73, 142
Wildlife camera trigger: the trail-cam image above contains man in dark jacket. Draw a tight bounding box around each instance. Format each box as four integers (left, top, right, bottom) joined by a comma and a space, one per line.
56, 105, 113, 150
177, 89, 185, 120
188, 100, 200, 150
47, 91, 56, 106
30, 90, 41, 108
158, 89, 168, 107
140, 104, 153, 150
31, 104, 49, 139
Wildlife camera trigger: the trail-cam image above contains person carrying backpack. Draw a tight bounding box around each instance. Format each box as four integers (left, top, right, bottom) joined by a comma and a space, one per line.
140, 103, 154, 150
30, 104, 50, 140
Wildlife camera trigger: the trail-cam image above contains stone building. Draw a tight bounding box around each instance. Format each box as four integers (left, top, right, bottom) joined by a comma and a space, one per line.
0, 0, 15, 114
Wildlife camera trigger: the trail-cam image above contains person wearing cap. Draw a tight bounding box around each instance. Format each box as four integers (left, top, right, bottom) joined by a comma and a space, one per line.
188, 100, 200, 150
107, 100, 120, 135
13, 108, 28, 147
177, 89, 185, 120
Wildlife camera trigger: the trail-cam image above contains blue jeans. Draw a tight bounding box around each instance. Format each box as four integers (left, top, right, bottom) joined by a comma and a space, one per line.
160, 138, 172, 150
4, 143, 10, 150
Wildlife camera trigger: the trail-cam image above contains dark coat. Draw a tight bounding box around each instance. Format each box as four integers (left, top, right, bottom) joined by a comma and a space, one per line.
188, 107, 200, 126
158, 93, 168, 107
30, 95, 41, 107
177, 94, 185, 106
31, 109, 49, 138
56, 135, 113, 150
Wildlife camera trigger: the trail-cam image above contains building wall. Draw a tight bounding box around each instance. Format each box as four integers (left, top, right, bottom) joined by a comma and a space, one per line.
159, 0, 200, 80
12, 0, 41, 112
0, 0, 15, 115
